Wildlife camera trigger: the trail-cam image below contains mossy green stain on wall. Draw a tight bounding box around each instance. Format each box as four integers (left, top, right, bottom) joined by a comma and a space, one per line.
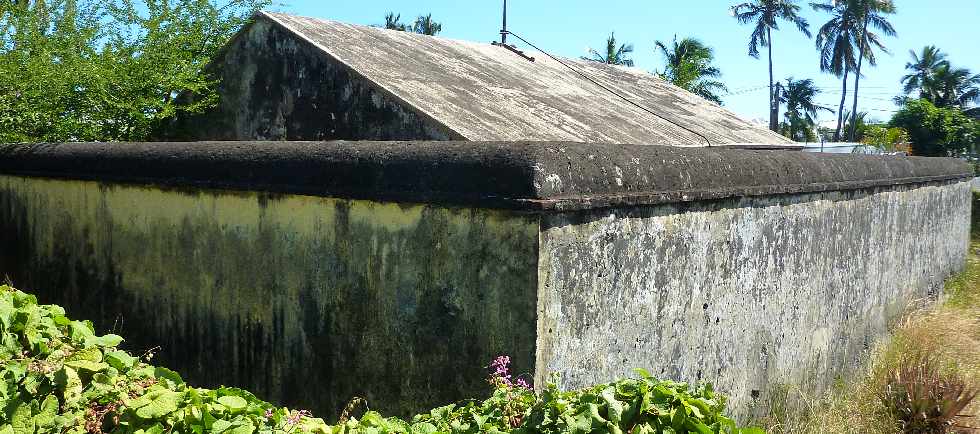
0, 175, 539, 419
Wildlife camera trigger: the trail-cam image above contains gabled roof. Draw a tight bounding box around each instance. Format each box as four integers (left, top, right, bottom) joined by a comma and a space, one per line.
258, 12, 793, 146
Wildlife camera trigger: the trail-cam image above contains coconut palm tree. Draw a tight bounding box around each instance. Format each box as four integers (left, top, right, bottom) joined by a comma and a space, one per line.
654, 36, 728, 104
778, 77, 834, 141
846, 0, 896, 141
412, 14, 442, 36
730, 0, 812, 132
383, 12, 408, 31
901, 45, 948, 98
583, 33, 634, 67
929, 64, 980, 109
811, 0, 857, 141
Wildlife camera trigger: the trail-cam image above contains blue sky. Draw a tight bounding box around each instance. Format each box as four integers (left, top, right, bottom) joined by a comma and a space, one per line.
270, 1, 980, 125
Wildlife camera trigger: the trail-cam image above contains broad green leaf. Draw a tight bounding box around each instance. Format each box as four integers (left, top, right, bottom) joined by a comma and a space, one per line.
33, 395, 59, 429
134, 390, 185, 419
217, 395, 248, 412
10, 401, 34, 434
67, 347, 102, 363
64, 360, 109, 373
600, 386, 623, 424
88, 334, 124, 348
106, 350, 137, 371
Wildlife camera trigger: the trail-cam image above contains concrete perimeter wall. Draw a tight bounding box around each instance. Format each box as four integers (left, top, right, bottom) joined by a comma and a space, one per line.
0, 141, 972, 420
535, 181, 971, 420
0, 174, 539, 417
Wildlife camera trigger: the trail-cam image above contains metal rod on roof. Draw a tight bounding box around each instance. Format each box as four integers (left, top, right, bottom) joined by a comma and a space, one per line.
501, 0, 508, 45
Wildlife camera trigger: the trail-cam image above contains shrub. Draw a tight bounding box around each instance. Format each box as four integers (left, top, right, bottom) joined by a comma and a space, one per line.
0, 285, 330, 433
0, 285, 758, 433
880, 355, 978, 433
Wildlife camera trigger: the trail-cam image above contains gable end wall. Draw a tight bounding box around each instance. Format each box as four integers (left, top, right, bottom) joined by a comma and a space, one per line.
165, 18, 459, 141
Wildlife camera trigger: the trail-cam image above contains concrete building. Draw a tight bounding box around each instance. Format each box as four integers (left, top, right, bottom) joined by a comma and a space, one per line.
168, 12, 792, 146
0, 141, 971, 421
0, 11, 972, 425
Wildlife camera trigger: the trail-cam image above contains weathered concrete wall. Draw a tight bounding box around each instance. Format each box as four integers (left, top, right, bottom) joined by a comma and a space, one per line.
164, 18, 458, 141
535, 180, 972, 419
0, 141, 973, 421
0, 175, 538, 418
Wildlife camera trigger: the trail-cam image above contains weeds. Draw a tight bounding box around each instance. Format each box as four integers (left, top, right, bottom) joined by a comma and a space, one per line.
880, 355, 978, 433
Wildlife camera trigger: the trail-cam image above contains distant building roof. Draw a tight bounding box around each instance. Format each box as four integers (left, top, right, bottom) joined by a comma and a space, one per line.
255, 12, 793, 146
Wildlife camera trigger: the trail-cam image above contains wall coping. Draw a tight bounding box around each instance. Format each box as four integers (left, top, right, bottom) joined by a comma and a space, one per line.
0, 141, 971, 211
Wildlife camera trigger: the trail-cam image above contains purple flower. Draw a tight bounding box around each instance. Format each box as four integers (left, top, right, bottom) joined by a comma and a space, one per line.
516, 378, 532, 390
286, 410, 311, 425
490, 355, 511, 378
264, 409, 274, 420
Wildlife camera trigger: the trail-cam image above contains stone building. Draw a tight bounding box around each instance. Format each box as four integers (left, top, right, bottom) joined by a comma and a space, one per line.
169, 12, 792, 146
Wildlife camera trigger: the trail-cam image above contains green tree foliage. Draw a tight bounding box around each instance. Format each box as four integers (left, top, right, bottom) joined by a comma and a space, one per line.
653, 36, 728, 105
730, 0, 811, 132
842, 0, 896, 142
381, 12, 442, 36
776, 77, 833, 142
583, 32, 634, 67
411, 14, 442, 36
861, 124, 911, 153
383, 12, 408, 31
810, 0, 896, 142
901, 45, 948, 99
890, 98, 980, 157
811, 0, 859, 142
841, 109, 870, 142
0, 0, 266, 143
900, 46, 980, 112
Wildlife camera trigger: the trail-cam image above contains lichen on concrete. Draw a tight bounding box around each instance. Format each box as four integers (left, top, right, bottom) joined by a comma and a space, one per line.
0, 175, 539, 418
535, 181, 972, 420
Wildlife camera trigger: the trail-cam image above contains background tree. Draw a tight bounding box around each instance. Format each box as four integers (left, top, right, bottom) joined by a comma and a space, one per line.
811, 0, 858, 142
899, 47, 980, 116
901, 45, 948, 99
583, 32, 634, 67
0, 0, 266, 142
862, 125, 911, 153
929, 64, 980, 109
777, 77, 833, 141
841, 109, 870, 141
653, 36, 727, 104
890, 98, 979, 156
411, 13, 441, 36
846, 0, 896, 141
383, 12, 407, 31
730, 0, 811, 132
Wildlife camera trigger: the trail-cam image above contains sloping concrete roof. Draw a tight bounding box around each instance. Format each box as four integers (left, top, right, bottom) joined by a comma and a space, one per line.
258, 12, 793, 146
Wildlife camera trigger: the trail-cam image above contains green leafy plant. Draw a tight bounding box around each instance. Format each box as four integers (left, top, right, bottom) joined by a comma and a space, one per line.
0, 285, 759, 433
0, 285, 329, 433
880, 355, 978, 434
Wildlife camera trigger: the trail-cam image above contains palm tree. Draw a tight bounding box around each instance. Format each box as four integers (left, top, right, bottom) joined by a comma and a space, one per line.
383, 12, 408, 31
901, 45, 948, 98
846, 0, 896, 141
929, 64, 980, 109
730, 0, 812, 132
811, 0, 857, 141
654, 36, 728, 104
412, 14, 442, 36
841, 109, 869, 141
583, 33, 634, 67
777, 77, 834, 141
